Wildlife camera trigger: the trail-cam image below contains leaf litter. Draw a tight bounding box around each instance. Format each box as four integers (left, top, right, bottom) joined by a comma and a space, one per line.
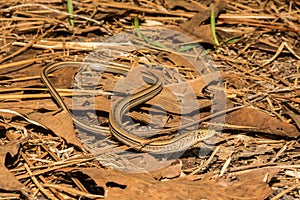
0, 0, 299, 199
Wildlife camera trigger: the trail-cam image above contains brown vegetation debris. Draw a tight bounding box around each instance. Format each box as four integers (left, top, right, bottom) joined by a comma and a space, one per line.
0, 0, 299, 199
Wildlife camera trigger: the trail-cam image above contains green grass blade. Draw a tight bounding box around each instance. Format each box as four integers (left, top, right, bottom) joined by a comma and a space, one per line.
67, 0, 74, 27
134, 16, 167, 49
211, 4, 219, 46
178, 44, 199, 52
134, 16, 142, 38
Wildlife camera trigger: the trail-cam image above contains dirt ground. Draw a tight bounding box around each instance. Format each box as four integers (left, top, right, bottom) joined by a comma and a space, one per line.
0, 0, 299, 199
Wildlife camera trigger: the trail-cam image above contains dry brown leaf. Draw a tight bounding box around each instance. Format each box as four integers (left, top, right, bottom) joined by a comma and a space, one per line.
59, 167, 275, 200
180, 9, 211, 29
0, 167, 25, 192
221, 71, 248, 89
225, 107, 300, 138
28, 110, 86, 150
146, 87, 181, 114
180, 0, 226, 44
145, 73, 217, 114
95, 95, 112, 113
100, 73, 119, 92
152, 163, 182, 180
49, 67, 78, 89
0, 99, 58, 112
282, 105, 300, 130
0, 140, 26, 191
192, 24, 215, 44
163, 0, 207, 11
125, 153, 174, 172
110, 66, 145, 94
165, 53, 197, 69
231, 167, 280, 184
237, 146, 273, 158
129, 109, 168, 129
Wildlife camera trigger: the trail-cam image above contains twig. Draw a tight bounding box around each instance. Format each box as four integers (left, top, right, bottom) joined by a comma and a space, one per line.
219, 155, 232, 177
0, 25, 56, 63
262, 42, 300, 66
189, 146, 220, 175
43, 183, 104, 199
24, 163, 54, 199
1, 4, 103, 26
270, 182, 300, 200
